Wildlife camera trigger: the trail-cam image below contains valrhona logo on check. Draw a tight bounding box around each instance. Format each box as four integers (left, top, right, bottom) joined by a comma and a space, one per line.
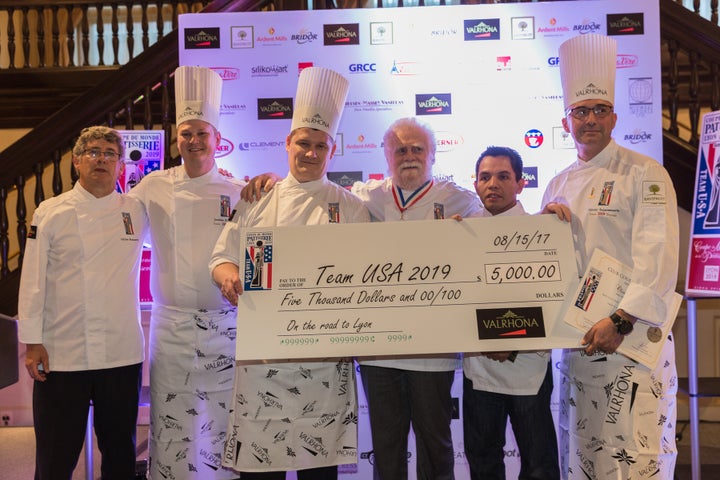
475, 307, 546, 340
244, 232, 274, 290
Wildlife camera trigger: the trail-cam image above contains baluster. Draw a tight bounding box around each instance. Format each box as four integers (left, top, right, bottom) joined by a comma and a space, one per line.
161, 72, 175, 168
126, 2, 135, 61
711, 63, 720, 112
142, 1, 150, 51
125, 97, 135, 130
81, 5, 90, 66
37, 7, 46, 67
144, 84, 153, 129
7, 7, 16, 69
16, 176, 27, 264
66, 6, 75, 67
34, 162, 45, 207
0, 187, 8, 277
108, 110, 116, 128
97, 4, 105, 66
156, 1, 164, 39
712, 0, 718, 25
52, 150, 63, 196
693, 0, 700, 14
21, 7, 30, 68
171, 2, 178, 31
112, 3, 119, 64
666, 39, 679, 136
688, 50, 700, 146
52, 5, 60, 66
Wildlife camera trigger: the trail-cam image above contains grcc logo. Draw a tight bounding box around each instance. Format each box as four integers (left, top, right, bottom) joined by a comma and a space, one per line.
349, 63, 377, 73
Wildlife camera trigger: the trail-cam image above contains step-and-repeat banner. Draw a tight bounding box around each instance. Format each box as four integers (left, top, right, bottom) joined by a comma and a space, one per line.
179, 1, 661, 477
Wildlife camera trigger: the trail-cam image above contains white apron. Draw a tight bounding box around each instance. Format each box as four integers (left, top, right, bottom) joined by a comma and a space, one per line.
148, 304, 238, 480
558, 335, 678, 479
222, 359, 357, 472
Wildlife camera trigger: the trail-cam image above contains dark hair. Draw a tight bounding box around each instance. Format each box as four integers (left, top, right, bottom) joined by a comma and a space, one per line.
72, 126, 125, 159
475, 146, 523, 182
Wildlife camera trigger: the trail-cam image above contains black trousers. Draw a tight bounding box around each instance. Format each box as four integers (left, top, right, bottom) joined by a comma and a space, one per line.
239, 466, 338, 480
32, 363, 142, 480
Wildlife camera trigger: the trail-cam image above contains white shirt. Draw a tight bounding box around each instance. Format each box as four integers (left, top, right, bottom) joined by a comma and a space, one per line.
352, 177, 483, 372
128, 165, 244, 310
18, 182, 148, 371
462, 202, 550, 395
542, 140, 679, 325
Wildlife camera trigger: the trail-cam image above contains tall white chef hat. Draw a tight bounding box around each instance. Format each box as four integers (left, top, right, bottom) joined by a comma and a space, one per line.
559, 33, 617, 109
290, 67, 349, 141
174, 66, 223, 129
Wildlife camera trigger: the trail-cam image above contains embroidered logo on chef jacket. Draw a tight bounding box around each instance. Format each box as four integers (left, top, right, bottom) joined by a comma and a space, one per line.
220, 195, 232, 218
598, 181, 614, 206
642, 181, 667, 204
433, 203, 444, 219
328, 202, 340, 223
121, 212, 135, 235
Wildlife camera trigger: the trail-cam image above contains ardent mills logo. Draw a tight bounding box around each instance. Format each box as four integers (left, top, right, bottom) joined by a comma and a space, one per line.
324, 24, 360, 45
184, 27, 220, 49
257, 98, 293, 120
475, 307, 546, 340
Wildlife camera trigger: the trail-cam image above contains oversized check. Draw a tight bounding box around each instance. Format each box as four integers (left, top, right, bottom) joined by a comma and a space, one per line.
235, 215, 583, 360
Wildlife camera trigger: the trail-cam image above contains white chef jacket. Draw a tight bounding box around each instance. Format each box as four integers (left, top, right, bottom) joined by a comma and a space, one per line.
542, 140, 679, 479
542, 140, 678, 326
128, 164, 244, 310
352, 177, 483, 372
210, 174, 370, 472
128, 164, 244, 480
462, 202, 550, 395
18, 182, 148, 371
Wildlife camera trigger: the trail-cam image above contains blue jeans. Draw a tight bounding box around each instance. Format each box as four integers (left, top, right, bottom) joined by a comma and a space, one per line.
360, 365, 455, 480
462, 363, 559, 480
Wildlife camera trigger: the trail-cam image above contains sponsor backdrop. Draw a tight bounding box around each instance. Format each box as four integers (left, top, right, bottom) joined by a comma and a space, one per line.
178, 1, 661, 478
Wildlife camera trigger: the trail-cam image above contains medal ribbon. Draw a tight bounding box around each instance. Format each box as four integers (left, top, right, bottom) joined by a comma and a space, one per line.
392, 179, 434, 217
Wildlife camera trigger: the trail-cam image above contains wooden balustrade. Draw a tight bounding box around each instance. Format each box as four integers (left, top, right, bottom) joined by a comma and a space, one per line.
0, 1, 211, 69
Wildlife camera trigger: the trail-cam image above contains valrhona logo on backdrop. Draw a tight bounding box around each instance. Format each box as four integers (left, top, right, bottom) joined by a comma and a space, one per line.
463, 19, 501, 41
257, 98, 293, 120
415, 94, 452, 115
323, 24, 360, 45
606, 13, 644, 36
475, 307, 546, 340
184, 28, 220, 49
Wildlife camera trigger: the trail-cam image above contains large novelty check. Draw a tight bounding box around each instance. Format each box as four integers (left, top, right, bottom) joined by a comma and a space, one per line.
235, 215, 583, 360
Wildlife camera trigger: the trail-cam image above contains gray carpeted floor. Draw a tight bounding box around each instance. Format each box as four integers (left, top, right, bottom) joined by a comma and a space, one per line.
1, 421, 719, 479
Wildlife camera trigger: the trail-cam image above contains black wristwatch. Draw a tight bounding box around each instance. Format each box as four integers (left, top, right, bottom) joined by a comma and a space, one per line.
610, 312, 634, 335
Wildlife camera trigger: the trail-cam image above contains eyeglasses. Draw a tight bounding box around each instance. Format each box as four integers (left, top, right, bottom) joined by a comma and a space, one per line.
565, 104, 614, 120
83, 149, 120, 161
